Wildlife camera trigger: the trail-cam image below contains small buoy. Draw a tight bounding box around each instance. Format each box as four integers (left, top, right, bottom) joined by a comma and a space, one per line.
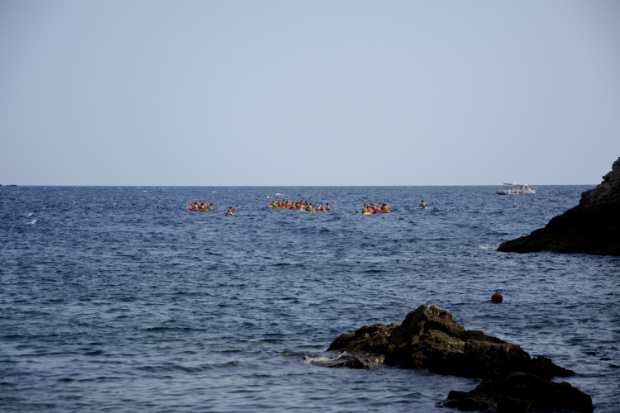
491, 291, 503, 303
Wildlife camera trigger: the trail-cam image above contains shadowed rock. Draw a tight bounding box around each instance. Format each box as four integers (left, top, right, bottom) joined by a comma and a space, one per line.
498, 157, 620, 256
327, 304, 572, 380
443, 372, 593, 413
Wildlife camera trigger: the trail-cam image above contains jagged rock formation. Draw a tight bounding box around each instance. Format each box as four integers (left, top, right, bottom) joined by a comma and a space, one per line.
327, 304, 591, 412
498, 157, 620, 256
328, 304, 572, 379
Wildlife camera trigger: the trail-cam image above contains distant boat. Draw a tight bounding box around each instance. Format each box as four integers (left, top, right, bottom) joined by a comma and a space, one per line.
497, 183, 536, 195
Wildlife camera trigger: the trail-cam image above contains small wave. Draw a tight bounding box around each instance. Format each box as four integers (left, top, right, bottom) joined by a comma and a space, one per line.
480, 243, 500, 250
284, 350, 349, 366
26, 219, 37, 225
28, 212, 34, 217
302, 354, 336, 365
138, 363, 210, 373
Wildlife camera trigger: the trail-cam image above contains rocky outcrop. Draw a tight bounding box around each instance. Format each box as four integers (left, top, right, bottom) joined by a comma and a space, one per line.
327, 304, 591, 412
444, 372, 593, 413
327, 304, 572, 379
498, 157, 620, 256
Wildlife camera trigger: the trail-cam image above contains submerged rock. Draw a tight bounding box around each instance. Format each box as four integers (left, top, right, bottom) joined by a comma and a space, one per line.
498, 157, 620, 256
327, 304, 572, 380
443, 372, 593, 413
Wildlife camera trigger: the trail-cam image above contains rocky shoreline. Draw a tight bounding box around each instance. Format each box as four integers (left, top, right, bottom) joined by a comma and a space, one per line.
498, 157, 620, 256
325, 304, 592, 412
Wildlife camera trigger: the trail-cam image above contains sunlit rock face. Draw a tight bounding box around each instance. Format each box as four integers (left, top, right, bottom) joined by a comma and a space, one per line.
498, 157, 620, 256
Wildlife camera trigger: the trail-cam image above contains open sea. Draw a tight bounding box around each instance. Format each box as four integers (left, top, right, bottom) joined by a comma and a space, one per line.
1, 186, 619, 412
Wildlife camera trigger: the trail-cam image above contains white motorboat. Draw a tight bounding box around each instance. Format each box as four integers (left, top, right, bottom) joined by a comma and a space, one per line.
497, 183, 536, 195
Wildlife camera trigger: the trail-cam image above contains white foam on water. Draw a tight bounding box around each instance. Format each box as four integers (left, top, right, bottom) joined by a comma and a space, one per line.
26, 219, 37, 225
302, 354, 334, 365
479, 243, 500, 250
28, 212, 34, 217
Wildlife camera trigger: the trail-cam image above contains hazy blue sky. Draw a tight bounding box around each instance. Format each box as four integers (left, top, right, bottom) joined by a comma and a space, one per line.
1, 1, 618, 185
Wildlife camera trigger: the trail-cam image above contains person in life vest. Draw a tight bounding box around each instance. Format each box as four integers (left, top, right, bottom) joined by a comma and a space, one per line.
307, 203, 314, 212
271, 200, 277, 207
194, 202, 200, 210
420, 200, 427, 208
318, 202, 325, 211
325, 203, 331, 211
381, 203, 389, 212
362, 206, 368, 214
227, 206, 234, 215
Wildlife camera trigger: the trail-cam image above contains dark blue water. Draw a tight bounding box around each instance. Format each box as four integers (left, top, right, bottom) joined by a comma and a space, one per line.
1, 186, 619, 412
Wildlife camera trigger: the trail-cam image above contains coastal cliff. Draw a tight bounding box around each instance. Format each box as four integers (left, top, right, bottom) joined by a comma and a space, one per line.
498, 157, 620, 256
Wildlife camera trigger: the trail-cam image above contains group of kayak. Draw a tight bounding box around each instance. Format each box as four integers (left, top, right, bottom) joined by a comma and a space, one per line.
189, 198, 430, 215
268, 199, 331, 212
189, 200, 236, 215
360, 203, 393, 214
189, 201, 213, 211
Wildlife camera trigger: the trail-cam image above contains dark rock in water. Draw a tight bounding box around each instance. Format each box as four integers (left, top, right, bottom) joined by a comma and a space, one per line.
443, 372, 593, 413
498, 157, 620, 256
327, 304, 573, 380
328, 304, 591, 412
